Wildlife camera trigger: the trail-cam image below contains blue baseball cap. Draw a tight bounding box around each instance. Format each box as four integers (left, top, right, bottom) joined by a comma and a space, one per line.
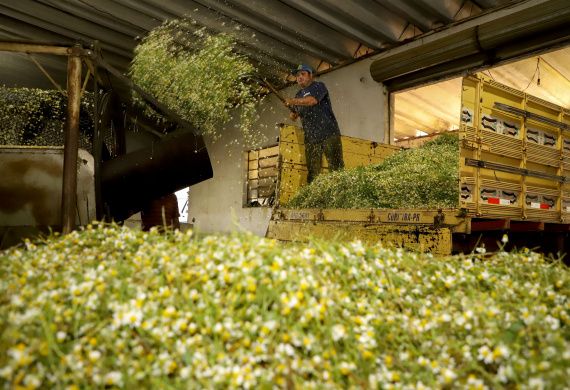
292, 64, 313, 75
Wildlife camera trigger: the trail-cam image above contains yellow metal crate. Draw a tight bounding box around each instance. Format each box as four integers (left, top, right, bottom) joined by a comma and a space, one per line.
460, 74, 568, 223
275, 124, 400, 205
245, 124, 400, 206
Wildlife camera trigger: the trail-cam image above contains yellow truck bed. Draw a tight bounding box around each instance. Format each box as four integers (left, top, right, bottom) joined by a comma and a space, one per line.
258, 74, 570, 255
244, 124, 399, 206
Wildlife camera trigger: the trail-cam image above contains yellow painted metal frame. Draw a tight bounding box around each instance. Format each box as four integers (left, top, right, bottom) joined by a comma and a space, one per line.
460, 74, 570, 223
266, 219, 452, 255
276, 124, 400, 205
266, 208, 467, 255
275, 208, 467, 229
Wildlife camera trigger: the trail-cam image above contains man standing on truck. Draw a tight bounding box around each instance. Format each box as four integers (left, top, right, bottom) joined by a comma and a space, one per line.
283, 65, 344, 184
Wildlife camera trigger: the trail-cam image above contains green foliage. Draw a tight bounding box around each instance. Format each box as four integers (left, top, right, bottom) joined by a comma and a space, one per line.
287, 133, 460, 209
0, 225, 569, 389
0, 87, 94, 151
130, 19, 262, 141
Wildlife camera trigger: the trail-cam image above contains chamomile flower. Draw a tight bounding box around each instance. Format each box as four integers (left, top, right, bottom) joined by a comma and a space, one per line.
331, 324, 346, 342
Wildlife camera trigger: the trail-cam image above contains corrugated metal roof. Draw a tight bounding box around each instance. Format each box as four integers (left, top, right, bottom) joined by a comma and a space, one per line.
0, 0, 517, 89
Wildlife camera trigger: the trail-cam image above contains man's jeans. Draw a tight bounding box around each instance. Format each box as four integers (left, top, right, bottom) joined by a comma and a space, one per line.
305, 135, 345, 184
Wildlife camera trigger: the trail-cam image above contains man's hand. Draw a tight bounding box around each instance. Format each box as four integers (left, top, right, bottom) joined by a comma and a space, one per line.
284, 98, 299, 120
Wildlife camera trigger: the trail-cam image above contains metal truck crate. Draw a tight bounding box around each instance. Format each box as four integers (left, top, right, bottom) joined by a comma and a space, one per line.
460, 74, 570, 224
244, 124, 400, 206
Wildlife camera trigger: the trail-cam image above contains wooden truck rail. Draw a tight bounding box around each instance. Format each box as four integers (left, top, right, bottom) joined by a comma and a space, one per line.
244, 124, 400, 207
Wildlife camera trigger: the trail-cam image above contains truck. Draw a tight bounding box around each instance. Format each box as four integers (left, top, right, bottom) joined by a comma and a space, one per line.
260, 74, 570, 255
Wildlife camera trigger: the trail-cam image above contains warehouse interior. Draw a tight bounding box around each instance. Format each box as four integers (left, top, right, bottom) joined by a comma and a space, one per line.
3, 5, 570, 383
0, 0, 526, 87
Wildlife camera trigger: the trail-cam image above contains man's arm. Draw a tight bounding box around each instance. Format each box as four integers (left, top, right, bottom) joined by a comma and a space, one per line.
284, 96, 318, 108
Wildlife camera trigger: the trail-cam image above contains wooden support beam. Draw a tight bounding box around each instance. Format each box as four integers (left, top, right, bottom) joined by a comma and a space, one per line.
83, 57, 108, 91
61, 50, 82, 234
509, 221, 545, 232
91, 41, 104, 222
80, 68, 91, 97
26, 53, 67, 96
471, 219, 510, 231
0, 41, 74, 56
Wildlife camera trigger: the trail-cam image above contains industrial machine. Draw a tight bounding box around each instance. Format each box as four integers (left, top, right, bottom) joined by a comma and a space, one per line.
0, 41, 213, 249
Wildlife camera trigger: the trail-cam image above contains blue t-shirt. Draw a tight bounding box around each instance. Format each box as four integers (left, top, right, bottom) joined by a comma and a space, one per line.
295, 81, 341, 144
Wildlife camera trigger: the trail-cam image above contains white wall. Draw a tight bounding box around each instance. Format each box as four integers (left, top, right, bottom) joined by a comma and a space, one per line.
319, 58, 387, 142
187, 56, 387, 236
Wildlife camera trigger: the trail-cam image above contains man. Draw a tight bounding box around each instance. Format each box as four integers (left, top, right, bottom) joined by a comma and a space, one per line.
283, 64, 345, 184
141, 193, 180, 232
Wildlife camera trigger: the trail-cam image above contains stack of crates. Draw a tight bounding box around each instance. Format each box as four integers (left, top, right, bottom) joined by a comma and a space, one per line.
245, 146, 279, 205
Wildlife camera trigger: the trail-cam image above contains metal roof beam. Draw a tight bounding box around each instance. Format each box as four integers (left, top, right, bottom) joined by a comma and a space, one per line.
37, 0, 144, 38
110, 0, 176, 21
222, 0, 358, 60
307, 0, 408, 43
375, 0, 437, 31
64, 0, 162, 31
137, 0, 325, 70
281, 0, 386, 49
2, 1, 136, 52
471, 0, 509, 8
193, 0, 345, 64
0, 15, 90, 47
0, 3, 135, 58
399, 0, 460, 24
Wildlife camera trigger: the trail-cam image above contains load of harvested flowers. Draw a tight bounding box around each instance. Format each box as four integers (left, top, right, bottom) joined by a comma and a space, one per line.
0, 224, 569, 389
286, 133, 459, 210
0, 87, 94, 151
130, 19, 261, 141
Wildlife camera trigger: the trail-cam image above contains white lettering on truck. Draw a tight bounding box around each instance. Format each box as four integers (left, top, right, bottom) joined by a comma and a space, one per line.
387, 212, 420, 222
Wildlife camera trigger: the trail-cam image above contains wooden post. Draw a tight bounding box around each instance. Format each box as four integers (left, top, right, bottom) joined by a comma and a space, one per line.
61, 48, 82, 234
